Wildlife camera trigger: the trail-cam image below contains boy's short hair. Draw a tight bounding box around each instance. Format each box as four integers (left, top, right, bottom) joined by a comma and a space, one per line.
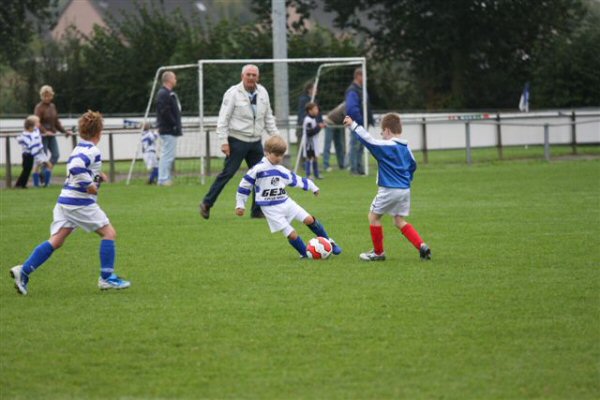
24, 115, 39, 130
142, 122, 152, 131
264, 135, 287, 156
305, 102, 318, 113
304, 81, 314, 92
381, 113, 402, 134
39, 85, 54, 97
78, 110, 103, 140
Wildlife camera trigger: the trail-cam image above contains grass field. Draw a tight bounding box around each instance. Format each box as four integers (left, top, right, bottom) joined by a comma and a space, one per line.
1, 158, 599, 399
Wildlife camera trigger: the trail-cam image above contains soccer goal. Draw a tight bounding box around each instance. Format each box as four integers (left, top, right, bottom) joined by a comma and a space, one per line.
126, 57, 367, 185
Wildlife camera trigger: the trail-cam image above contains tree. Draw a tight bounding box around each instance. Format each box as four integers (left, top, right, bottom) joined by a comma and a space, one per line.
320, 0, 588, 109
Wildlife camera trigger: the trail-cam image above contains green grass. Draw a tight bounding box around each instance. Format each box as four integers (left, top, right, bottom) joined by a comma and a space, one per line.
1, 159, 599, 399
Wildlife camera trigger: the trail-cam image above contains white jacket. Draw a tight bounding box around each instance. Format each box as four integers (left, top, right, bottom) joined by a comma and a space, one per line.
216, 82, 278, 145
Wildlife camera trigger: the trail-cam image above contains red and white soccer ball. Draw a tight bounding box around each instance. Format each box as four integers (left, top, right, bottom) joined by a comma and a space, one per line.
306, 237, 333, 259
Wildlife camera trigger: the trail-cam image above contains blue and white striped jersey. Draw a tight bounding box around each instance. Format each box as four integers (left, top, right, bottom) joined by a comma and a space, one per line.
236, 157, 319, 208
141, 130, 158, 154
17, 129, 44, 158
57, 140, 102, 207
350, 121, 417, 189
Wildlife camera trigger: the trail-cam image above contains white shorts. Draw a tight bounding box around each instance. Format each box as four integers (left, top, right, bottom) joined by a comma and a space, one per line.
50, 204, 110, 235
370, 187, 411, 217
143, 152, 158, 170
261, 199, 310, 237
33, 151, 50, 167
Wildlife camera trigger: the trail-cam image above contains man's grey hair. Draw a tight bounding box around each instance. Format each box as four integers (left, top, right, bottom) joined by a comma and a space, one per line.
241, 64, 259, 75
162, 70, 175, 83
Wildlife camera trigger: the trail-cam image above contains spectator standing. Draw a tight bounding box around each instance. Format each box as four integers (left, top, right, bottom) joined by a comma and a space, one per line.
199, 64, 278, 219
345, 68, 374, 175
34, 85, 70, 185
156, 71, 182, 186
322, 101, 346, 171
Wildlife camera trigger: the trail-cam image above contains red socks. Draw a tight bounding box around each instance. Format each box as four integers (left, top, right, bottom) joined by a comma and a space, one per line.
401, 223, 424, 250
369, 225, 384, 255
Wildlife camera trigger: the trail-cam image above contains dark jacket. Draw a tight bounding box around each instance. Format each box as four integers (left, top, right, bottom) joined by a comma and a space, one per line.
345, 82, 374, 127
156, 86, 182, 136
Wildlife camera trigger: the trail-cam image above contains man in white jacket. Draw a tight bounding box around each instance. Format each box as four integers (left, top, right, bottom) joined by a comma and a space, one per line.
200, 64, 278, 219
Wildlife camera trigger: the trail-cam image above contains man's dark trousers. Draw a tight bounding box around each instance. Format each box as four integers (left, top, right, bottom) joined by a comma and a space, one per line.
203, 137, 263, 216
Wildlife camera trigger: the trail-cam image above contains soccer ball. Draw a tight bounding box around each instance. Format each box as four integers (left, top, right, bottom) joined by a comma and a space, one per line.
306, 237, 333, 259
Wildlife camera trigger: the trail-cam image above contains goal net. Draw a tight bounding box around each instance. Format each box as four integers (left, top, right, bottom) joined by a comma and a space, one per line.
126, 57, 367, 185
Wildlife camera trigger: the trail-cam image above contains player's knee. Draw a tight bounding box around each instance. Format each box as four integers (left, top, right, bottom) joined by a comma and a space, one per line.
102, 226, 117, 240
304, 215, 315, 225
394, 217, 407, 229
287, 230, 298, 240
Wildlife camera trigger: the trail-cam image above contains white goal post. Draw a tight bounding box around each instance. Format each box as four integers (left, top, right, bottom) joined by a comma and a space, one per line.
126, 57, 368, 185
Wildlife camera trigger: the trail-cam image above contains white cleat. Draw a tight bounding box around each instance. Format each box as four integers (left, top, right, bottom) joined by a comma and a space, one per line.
10, 265, 28, 295
98, 273, 131, 290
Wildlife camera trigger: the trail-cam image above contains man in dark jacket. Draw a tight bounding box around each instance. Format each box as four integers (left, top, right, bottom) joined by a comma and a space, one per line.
345, 68, 374, 175
156, 71, 182, 186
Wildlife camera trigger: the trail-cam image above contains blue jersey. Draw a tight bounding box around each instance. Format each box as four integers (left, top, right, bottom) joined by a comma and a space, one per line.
349, 121, 416, 189
57, 140, 103, 206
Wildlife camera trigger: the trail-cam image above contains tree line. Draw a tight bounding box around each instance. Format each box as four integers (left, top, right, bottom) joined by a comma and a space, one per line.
1, 0, 598, 115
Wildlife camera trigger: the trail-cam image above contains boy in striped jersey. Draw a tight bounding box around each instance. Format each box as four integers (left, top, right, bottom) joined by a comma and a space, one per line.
15, 115, 52, 188
343, 114, 431, 261
141, 122, 159, 184
10, 110, 130, 295
235, 135, 342, 258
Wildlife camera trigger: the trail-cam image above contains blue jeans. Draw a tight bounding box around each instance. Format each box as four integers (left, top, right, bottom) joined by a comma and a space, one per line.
158, 134, 177, 183
322, 127, 346, 170
348, 132, 364, 174
42, 136, 60, 165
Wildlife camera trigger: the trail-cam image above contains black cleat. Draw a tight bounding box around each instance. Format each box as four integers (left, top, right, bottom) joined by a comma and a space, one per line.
199, 202, 210, 219
419, 244, 432, 261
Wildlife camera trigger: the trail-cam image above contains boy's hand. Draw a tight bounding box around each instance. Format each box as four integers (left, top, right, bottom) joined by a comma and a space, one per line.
235, 208, 245, 216
313, 190, 320, 197
318, 122, 326, 128
86, 184, 98, 195
343, 116, 354, 127
99, 172, 108, 183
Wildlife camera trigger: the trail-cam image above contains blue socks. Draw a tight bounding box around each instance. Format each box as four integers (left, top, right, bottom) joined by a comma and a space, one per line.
304, 160, 311, 177
100, 239, 115, 279
312, 160, 320, 178
308, 219, 329, 238
22, 241, 55, 280
44, 169, 51, 187
149, 167, 158, 183
288, 236, 307, 257
32, 172, 40, 187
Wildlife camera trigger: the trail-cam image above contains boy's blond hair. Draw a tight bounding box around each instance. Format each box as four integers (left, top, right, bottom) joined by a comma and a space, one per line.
143, 122, 152, 131
78, 110, 103, 140
381, 113, 402, 135
24, 115, 39, 130
264, 135, 287, 156
39, 85, 54, 97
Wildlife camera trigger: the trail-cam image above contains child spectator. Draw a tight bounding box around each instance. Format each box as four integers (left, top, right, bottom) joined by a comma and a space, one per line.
10, 110, 131, 295
343, 113, 431, 261
15, 115, 52, 188
141, 122, 159, 184
235, 135, 341, 258
302, 102, 326, 179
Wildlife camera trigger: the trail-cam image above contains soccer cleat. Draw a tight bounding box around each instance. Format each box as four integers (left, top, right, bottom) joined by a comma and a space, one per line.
359, 250, 386, 261
10, 265, 28, 295
98, 274, 131, 290
199, 202, 210, 219
329, 239, 342, 255
420, 244, 432, 261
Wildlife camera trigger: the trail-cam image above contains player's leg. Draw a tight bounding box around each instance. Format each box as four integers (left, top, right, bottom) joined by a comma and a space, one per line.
244, 140, 266, 218
302, 214, 342, 255
286, 229, 307, 258
360, 212, 386, 261
394, 216, 431, 260
32, 164, 41, 187
43, 161, 52, 187
333, 128, 346, 169
11, 227, 73, 295
15, 153, 33, 188
96, 223, 131, 289
201, 137, 247, 218
312, 156, 321, 179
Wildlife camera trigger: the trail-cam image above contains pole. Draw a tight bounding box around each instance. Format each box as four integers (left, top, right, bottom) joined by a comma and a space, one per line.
108, 133, 115, 183
496, 113, 503, 160
421, 117, 428, 164
5, 137, 12, 188
272, 0, 289, 142
465, 122, 472, 165
362, 60, 369, 176
570, 110, 577, 155
544, 123, 550, 161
